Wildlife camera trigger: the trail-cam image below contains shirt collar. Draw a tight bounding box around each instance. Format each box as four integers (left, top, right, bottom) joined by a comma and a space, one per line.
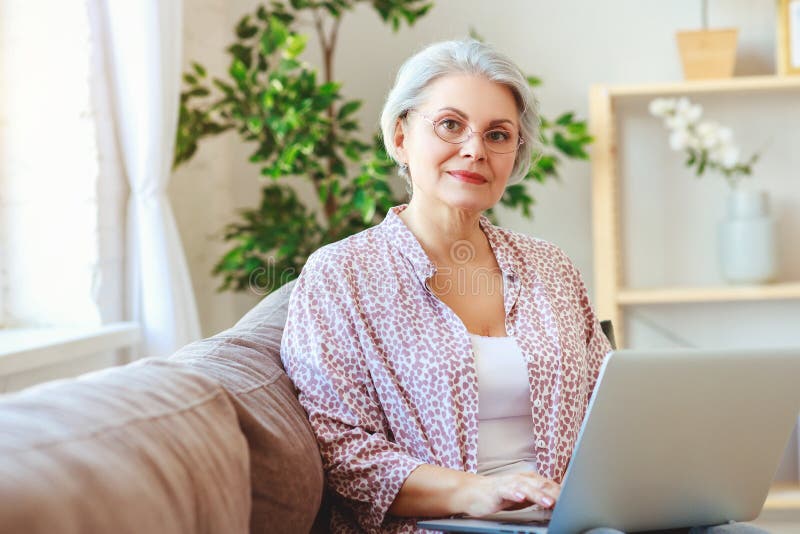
378, 204, 519, 281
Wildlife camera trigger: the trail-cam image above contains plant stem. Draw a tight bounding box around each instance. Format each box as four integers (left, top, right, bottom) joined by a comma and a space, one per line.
312, 7, 341, 222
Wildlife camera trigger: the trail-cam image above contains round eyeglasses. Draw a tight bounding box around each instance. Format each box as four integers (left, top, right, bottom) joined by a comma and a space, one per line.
405, 109, 524, 154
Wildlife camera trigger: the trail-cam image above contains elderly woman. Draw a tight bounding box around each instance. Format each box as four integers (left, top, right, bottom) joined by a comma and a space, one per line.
280, 40, 763, 534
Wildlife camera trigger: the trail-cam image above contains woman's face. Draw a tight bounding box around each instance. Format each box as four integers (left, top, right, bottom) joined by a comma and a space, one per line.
394, 73, 520, 214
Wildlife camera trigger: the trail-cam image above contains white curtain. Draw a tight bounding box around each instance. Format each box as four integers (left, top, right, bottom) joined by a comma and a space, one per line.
100, 0, 201, 358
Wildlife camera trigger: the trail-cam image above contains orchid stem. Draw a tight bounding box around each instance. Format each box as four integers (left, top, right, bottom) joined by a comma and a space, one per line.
702, 0, 709, 30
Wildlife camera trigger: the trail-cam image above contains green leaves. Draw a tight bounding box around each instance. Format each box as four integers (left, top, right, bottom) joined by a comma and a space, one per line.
337, 100, 361, 120
235, 15, 259, 39
371, 0, 433, 31
260, 16, 290, 55
174, 51, 234, 167
284, 33, 308, 58
549, 113, 592, 154
498, 183, 535, 218
538, 110, 592, 162
230, 59, 249, 83
318, 81, 340, 95
526, 75, 542, 88
468, 26, 484, 42
213, 183, 323, 293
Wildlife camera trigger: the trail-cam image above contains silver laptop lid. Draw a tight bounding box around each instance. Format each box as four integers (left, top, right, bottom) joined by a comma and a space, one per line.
549, 347, 800, 534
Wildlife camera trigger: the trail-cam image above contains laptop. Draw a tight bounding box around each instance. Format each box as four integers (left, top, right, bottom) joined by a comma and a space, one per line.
418, 347, 800, 533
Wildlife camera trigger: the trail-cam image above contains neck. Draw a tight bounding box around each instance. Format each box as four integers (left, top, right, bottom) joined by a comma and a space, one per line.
399, 197, 487, 266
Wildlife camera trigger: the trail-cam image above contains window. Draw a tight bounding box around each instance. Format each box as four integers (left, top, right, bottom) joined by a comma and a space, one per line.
0, 0, 110, 328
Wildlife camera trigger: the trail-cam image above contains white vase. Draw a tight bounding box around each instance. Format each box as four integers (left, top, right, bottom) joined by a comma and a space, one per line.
717, 189, 777, 284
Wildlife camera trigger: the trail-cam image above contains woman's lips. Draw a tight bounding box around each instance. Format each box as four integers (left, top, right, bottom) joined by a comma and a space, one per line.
447, 170, 487, 184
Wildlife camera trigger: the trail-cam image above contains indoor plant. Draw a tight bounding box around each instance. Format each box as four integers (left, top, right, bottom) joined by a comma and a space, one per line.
174, 1, 593, 295
649, 96, 776, 284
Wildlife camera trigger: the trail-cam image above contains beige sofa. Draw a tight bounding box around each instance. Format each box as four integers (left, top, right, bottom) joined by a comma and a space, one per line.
0, 280, 330, 534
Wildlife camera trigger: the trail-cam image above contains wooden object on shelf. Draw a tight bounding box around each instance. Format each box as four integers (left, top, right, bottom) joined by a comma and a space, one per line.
777, 0, 800, 76
676, 28, 739, 80
588, 75, 800, 348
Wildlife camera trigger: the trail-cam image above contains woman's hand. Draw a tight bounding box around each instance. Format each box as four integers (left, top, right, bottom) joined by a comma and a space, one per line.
456, 471, 561, 518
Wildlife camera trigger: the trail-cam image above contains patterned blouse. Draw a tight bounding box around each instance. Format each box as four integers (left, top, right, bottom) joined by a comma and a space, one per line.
280, 204, 613, 533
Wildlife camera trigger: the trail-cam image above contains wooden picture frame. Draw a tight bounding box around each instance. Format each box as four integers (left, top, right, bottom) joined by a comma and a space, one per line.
777, 0, 800, 75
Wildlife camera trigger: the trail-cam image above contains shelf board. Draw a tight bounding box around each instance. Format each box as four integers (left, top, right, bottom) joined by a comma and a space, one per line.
593, 74, 800, 98
764, 483, 800, 510
617, 282, 800, 305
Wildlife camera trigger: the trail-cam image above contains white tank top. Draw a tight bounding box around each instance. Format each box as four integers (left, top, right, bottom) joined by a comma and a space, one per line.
470, 333, 538, 476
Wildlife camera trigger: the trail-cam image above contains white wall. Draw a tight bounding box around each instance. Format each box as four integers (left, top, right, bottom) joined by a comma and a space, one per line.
172, 0, 242, 337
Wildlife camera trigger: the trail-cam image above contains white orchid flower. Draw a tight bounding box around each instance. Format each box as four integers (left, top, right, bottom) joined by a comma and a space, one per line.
687, 133, 705, 151
669, 129, 692, 151
649, 98, 677, 117
717, 127, 733, 144
674, 97, 701, 122
696, 121, 718, 137
719, 144, 740, 168
648, 95, 756, 184
666, 114, 689, 130
696, 121, 722, 149
685, 103, 703, 124
676, 97, 691, 113
709, 143, 741, 169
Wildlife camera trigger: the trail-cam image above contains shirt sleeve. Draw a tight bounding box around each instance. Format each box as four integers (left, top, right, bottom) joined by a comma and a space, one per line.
572, 263, 613, 402
280, 256, 425, 532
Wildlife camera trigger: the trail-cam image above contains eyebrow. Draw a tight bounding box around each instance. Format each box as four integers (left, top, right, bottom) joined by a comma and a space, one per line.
436, 107, 515, 128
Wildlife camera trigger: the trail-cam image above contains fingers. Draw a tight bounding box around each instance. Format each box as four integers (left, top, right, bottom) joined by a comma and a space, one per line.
498, 484, 553, 509
500, 474, 561, 509
500, 484, 556, 508
519, 472, 562, 494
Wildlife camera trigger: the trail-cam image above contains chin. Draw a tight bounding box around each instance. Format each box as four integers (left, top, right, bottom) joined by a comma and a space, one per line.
437, 189, 497, 213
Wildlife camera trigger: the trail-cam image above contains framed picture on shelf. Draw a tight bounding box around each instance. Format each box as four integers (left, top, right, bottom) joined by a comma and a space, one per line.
777, 0, 800, 74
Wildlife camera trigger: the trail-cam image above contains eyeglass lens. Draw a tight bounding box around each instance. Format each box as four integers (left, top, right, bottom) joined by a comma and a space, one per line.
433, 117, 520, 154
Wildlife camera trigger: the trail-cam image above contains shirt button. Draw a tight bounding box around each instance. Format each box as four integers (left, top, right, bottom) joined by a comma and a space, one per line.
507, 327, 515, 336
533, 399, 542, 408
537, 439, 546, 448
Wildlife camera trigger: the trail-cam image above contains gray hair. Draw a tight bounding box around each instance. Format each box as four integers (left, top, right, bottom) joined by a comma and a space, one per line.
380, 39, 542, 190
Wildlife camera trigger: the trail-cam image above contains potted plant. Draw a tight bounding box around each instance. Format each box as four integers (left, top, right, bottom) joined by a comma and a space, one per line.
675, 0, 739, 80
649, 96, 776, 284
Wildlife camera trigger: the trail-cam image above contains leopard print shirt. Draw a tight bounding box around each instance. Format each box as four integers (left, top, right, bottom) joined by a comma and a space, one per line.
280, 204, 612, 533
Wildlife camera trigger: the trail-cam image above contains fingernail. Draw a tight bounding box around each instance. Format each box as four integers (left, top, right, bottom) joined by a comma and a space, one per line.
543, 497, 554, 506
513, 491, 525, 501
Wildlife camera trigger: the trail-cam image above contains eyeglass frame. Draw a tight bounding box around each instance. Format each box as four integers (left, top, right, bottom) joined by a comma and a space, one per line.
403, 108, 525, 154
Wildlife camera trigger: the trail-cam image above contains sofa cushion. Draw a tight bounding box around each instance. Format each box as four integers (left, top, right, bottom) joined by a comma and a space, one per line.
169, 280, 325, 534
0, 357, 250, 534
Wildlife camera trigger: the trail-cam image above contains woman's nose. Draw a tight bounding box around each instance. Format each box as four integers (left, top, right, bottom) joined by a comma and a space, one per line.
459, 132, 487, 160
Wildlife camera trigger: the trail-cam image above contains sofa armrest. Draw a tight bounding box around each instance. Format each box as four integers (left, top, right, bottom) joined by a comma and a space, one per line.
0, 358, 250, 534
169, 280, 325, 534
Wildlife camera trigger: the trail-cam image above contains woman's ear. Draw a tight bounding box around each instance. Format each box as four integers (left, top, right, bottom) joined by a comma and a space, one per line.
393, 118, 407, 163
